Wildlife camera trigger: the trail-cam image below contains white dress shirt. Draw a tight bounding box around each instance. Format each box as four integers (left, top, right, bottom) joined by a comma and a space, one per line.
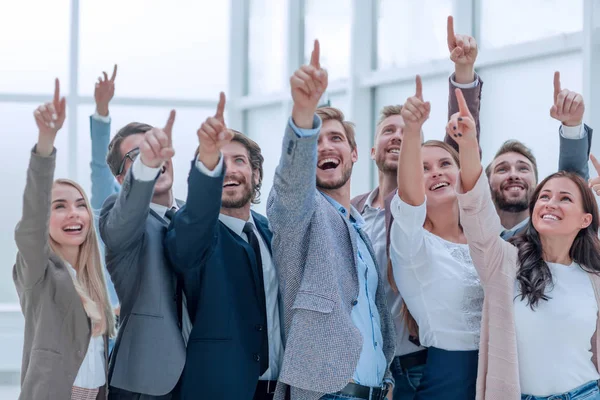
389, 195, 483, 351
66, 264, 106, 389
360, 189, 423, 357
195, 155, 284, 380
514, 262, 599, 396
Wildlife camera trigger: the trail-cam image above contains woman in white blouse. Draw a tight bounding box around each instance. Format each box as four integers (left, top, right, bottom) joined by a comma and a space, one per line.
389, 77, 483, 400
14, 80, 115, 399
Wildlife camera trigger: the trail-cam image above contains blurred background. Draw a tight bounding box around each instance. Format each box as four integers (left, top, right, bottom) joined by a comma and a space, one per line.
0, 0, 598, 396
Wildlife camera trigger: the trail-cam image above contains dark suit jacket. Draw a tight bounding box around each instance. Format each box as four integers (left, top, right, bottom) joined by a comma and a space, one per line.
100, 168, 186, 396
165, 161, 271, 400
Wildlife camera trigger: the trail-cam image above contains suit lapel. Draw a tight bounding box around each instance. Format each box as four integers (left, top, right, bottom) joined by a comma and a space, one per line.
252, 211, 273, 255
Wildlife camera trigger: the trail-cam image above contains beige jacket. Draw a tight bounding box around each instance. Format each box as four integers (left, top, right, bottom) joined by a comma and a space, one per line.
458, 171, 600, 400
14, 148, 108, 400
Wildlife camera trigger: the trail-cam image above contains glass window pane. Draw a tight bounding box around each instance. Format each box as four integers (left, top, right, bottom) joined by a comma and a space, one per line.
328, 93, 349, 116
248, 0, 288, 94
304, 0, 351, 81
481, 0, 583, 49
76, 105, 216, 202
0, 102, 69, 303
0, 0, 70, 94
79, 0, 230, 99
377, 0, 452, 69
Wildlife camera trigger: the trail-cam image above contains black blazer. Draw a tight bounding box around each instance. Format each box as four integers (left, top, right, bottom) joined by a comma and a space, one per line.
165, 161, 272, 399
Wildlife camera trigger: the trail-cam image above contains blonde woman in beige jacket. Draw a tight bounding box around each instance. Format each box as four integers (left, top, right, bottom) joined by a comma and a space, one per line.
14, 79, 115, 400
450, 88, 600, 400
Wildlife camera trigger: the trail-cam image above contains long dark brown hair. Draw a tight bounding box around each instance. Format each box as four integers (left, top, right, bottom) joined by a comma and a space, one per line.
397, 140, 461, 337
511, 171, 600, 309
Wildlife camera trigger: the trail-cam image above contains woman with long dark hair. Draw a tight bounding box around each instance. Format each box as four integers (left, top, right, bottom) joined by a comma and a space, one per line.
14, 79, 115, 400
453, 88, 600, 400
389, 76, 483, 399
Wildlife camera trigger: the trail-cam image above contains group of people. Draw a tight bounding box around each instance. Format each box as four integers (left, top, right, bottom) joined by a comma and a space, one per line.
13, 15, 600, 400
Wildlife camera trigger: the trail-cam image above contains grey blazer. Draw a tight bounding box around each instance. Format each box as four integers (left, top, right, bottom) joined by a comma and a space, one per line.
99, 168, 185, 396
14, 149, 108, 400
267, 121, 396, 400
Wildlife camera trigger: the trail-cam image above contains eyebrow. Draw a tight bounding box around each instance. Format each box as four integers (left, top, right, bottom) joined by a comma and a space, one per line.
51, 198, 85, 204
540, 190, 573, 196
439, 157, 452, 163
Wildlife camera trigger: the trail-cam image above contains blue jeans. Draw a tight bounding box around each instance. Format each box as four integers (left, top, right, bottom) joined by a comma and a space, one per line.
389, 355, 425, 399
521, 380, 600, 400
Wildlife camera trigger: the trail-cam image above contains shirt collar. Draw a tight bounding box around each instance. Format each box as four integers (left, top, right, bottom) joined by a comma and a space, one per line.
149, 199, 178, 219
363, 188, 381, 212
219, 212, 255, 237
505, 217, 529, 234
321, 192, 365, 228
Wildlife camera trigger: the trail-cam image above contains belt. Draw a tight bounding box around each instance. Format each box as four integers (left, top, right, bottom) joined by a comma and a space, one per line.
337, 382, 389, 400
397, 349, 428, 370
254, 380, 283, 400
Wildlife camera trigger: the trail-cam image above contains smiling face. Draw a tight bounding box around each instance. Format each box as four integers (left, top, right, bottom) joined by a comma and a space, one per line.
49, 183, 91, 248
221, 141, 258, 209
372, 114, 404, 173
489, 151, 536, 213
316, 119, 358, 191
116, 133, 174, 196
532, 176, 592, 238
422, 145, 459, 207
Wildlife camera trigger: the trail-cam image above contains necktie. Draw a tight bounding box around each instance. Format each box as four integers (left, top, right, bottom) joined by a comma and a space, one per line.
242, 222, 269, 375
164, 206, 184, 334
165, 206, 177, 221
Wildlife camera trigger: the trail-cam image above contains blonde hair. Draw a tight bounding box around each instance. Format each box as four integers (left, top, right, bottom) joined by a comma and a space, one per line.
376, 105, 403, 127
50, 179, 115, 338
315, 107, 357, 151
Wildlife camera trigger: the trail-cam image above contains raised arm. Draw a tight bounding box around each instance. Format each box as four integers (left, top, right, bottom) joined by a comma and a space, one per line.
166, 93, 231, 273
99, 111, 176, 253
267, 39, 328, 227
14, 79, 66, 288
444, 16, 482, 154
451, 89, 513, 283
90, 64, 119, 211
551, 71, 593, 180
397, 75, 430, 206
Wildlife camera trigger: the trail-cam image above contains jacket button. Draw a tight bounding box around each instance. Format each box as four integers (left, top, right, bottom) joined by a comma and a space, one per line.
255, 324, 264, 331
254, 354, 261, 362
351, 299, 358, 306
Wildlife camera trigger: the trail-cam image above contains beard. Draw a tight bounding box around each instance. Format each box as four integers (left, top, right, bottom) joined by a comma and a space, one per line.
316, 163, 353, 190
222, 175, 256, 209
375, 154, 398, 174
491, 186, 531, 213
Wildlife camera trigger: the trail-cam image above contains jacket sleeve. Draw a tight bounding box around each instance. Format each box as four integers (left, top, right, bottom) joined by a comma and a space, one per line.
558, 124, 593, 181
90, 115, 119, 213
444, 73, 483, 155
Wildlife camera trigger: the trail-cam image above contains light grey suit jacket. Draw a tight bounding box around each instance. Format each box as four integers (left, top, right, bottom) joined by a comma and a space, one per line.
99, 168, 185, 396
267, 120, 396, 400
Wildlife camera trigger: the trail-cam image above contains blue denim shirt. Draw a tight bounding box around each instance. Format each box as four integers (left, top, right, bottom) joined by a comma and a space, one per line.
90, 115, 120, 307
289, 116, 387, 387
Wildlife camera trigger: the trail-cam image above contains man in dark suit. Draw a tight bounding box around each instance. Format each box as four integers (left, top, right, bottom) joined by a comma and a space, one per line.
165, 93, 285, 400
100, 111, 186, 399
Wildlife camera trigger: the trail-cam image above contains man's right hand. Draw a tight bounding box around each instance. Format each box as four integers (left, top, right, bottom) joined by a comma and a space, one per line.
196, 92, 233, 170
290, 39, 328, 129
139, 110, 176, 168
94, 65, 117, 117
401, 75, 431, 136
447, 16, 478, 84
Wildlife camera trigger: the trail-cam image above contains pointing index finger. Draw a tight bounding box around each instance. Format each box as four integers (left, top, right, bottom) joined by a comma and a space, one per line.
455, 88, 470, 116
164, 110, 176, 141
53, 78, 60, 107
554, 71, 561, 104
310, 39, 320, 69
215, 92, 226, 123
447, 16, 456, 49
415, 75, 423, 100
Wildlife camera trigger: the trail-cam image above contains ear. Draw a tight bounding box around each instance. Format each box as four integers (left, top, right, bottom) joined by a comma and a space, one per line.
351, 147, 358, 163
370, 147, 376, 161
253, 169, 260, 187
581, 213, 593, 229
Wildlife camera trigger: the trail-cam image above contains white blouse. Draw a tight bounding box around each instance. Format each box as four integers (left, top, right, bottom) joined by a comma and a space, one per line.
514, 262, 599, 396
66, 264, 106, 389
389, 195, 483, 351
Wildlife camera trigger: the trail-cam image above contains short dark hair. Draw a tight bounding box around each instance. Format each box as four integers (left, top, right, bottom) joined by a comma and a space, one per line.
485, 140, 538, 182
230, 130, 264, 204
107, 122, 153, 176
315, 107, 357, 152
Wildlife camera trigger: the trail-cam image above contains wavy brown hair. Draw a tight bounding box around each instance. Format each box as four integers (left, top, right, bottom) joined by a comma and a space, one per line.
397, 140, 461, 337
511, 171, 600, 309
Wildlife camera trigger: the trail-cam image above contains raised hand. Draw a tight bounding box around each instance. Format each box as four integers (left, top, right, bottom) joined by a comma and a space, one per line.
290, 39, 329, 128
400, 75, 431, 135
550, 71, 584, 127
34, 78, 67, 156
139, 110, 176, 168
94, 64, 117, 117
589, 154, 600, 196
447, 16, 478, 83
446, 88, 477, 144
196, 92, 234, 170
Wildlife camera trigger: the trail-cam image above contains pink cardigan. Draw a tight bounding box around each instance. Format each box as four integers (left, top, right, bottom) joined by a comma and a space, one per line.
457, 171, 600, 400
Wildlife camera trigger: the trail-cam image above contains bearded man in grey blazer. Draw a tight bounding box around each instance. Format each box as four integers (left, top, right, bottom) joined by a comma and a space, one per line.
267, 40, 395, 400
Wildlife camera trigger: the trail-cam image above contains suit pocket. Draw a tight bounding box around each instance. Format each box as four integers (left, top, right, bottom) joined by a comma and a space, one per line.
291, 291, 335, 314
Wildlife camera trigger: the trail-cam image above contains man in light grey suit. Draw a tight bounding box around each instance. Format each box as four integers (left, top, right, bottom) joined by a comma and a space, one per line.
100, 111, 186, 399
267, 40, 395, 400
